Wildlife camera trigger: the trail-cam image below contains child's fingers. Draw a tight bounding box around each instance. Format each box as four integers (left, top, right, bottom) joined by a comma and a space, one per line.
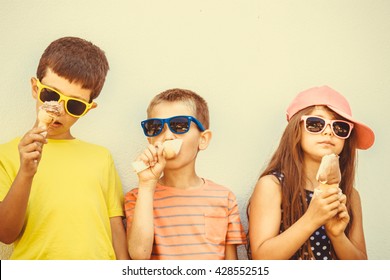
328, 199, 341, 213
19, 130, 47, 147
29, 125, 47, 133
323, 187, 341, 196
19, 129, 49, 163
138, 146, 157, 167
338, 211, 349, 219
337, 202, 347, 213
139, 143, 163, 167
338, 206, 349, 219
323, 194, 342, 207
314, 187, 339, 199
155, 142, 166, 166
338, 193, 347, 204
155, 142, 164, 156
336, 202, 350, 220
22, 142, 44, 159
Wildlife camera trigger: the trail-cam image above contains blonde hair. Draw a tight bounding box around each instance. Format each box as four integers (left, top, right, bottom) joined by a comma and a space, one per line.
147, 88, 210, 129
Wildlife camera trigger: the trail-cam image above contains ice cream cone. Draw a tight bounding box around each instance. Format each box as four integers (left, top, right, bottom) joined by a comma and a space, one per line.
131, 160, 149, 174
37, 101, 62, 136
131, 139, 183, 173
162, 139, 183, 159
315, 153, 341, 195
38, 110, 55, 129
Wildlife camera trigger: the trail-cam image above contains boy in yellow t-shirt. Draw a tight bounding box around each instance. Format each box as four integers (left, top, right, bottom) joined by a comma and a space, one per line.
125, 89, 246, 260
0, 37, 129, 259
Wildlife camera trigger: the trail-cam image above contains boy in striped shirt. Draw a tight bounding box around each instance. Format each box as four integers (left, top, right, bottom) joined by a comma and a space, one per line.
125, 89, 246, 260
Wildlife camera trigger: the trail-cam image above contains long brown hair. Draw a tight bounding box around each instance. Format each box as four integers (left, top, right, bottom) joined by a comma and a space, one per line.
247, 106, 358, 259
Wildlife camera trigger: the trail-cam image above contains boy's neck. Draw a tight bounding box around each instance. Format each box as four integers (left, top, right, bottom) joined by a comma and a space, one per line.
46, 131, 75, 140
159, 171, 204, 190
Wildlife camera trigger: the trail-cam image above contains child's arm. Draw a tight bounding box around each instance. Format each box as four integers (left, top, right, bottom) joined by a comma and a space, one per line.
110, 216, 130, 259
249, 175, 302, 259
127, 183, 156, 259
127, 143, 166, 259
224, 244, 238, 260
0, 127, 47, 243
326, 189, 367, 259
249, 175, 341, 259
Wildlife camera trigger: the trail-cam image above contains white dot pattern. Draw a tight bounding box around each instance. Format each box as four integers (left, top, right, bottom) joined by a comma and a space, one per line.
272, 171, 333, 260
307, 191, 332, 260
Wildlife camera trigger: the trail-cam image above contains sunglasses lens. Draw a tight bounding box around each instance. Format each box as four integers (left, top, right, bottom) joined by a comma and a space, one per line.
305, 117, 325, 133
40, 88, 60, 102
169, 117, 190, 134
332, 121, 351, 138
67, 99, 87, 116
143, 120, 163, 137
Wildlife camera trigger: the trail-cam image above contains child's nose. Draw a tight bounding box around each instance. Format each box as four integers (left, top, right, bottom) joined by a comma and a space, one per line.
58, 101, 66, 116
161, 123, 175, 139
322, 124, 333, 135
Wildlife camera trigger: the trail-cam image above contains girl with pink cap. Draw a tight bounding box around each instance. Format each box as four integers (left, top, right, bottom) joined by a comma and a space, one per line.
247, 86, 375, 260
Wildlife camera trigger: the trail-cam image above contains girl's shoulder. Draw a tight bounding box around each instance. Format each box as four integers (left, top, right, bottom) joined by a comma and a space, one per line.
269, 171, 285, 185
252, 173, 283, 199
249, 174, 283, 216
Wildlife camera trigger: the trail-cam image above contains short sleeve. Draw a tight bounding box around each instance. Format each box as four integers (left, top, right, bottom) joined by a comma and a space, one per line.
0, 139, 19, 201
124, 188, 138, 229
105, 154, 124, 218
226, 191, 247, 245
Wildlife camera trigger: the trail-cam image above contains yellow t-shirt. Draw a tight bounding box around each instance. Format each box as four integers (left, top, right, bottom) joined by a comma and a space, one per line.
0, 138, 124, 259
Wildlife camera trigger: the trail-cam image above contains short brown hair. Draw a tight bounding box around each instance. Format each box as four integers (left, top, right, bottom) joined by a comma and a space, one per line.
36, 37, 109, 101
147, 88, 210, 129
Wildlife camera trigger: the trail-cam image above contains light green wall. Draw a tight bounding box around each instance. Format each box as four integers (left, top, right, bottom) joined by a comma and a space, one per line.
1, 0, 389, 260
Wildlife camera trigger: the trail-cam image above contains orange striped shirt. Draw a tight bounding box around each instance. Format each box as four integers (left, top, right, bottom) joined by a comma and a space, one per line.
125, 179, 246, 260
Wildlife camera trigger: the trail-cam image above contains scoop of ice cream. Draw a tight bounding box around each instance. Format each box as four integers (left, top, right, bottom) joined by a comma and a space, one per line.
162, 139, 183, 159
316, 154, 341, 185
38, 101, 62, 128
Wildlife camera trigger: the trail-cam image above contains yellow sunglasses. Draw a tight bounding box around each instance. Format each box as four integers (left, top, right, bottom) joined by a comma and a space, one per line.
35, 79, 93, 118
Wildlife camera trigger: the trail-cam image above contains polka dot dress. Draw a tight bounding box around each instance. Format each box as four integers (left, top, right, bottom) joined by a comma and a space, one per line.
306, 191, 332, 260
271, 171, 333, 260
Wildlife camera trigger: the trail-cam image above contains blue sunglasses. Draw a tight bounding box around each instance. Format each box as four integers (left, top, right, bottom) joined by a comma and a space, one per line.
141, 115, 205, 137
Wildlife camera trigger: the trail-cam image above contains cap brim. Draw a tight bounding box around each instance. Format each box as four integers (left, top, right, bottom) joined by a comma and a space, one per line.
328, 105, 375, 150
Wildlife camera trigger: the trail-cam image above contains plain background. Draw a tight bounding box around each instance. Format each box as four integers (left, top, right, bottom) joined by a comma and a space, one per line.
0, 0, 389, 260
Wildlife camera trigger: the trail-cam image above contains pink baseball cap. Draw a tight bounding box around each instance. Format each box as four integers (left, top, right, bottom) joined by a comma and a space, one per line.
286, 85, 375, 150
